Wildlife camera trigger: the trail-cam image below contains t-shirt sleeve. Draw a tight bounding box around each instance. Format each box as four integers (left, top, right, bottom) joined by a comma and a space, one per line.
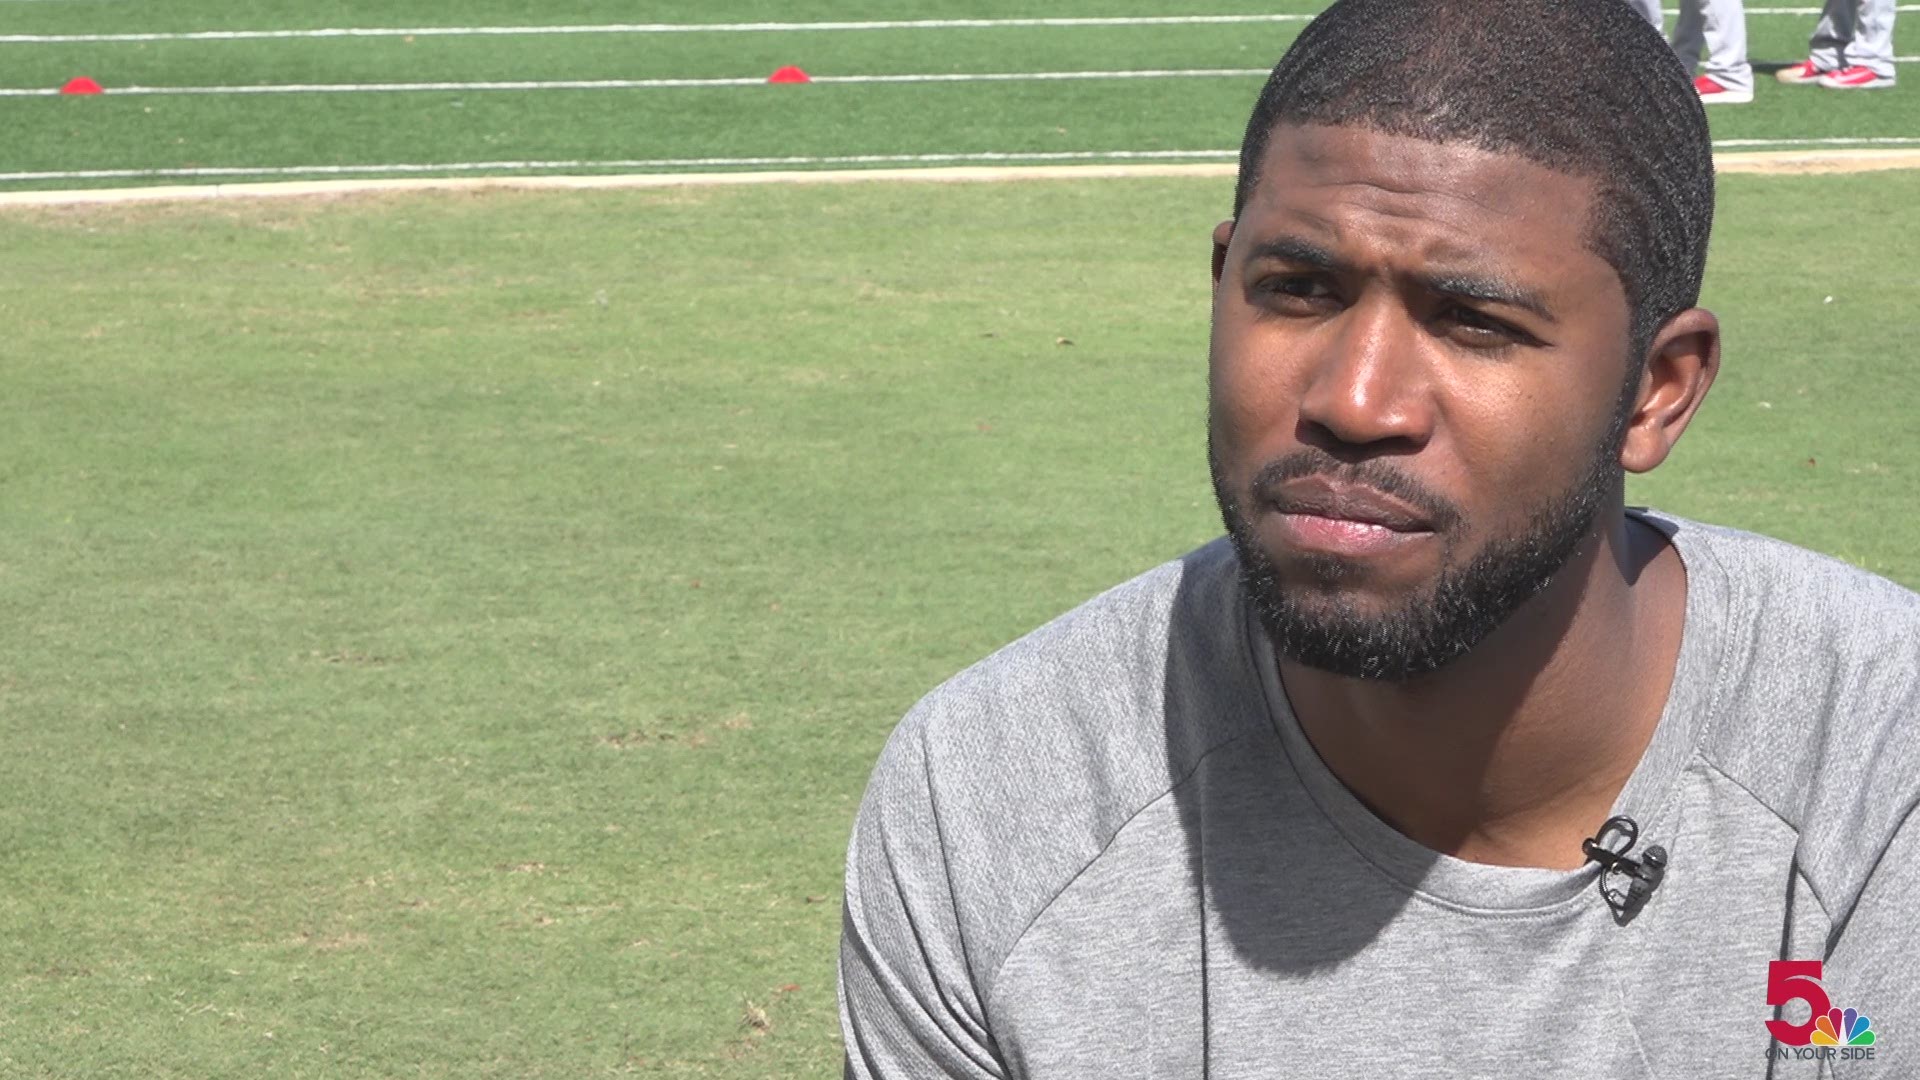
838, 711, 1007, 1080
1826, 802, 1919, 1079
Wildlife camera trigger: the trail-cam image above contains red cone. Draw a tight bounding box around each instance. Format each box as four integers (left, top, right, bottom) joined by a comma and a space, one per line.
61, 77, 104, 95
767, 66, 811, 84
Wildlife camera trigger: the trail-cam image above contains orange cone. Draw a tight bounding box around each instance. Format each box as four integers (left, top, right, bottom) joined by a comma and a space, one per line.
60, 76, 104, 94
767, 66, 811, 84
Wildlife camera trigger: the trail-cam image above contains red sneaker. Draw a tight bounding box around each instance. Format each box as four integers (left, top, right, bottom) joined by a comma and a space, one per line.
1693, 74, 1753, 104
1817, 65, 1895, 89
1774, 59, 1830, 84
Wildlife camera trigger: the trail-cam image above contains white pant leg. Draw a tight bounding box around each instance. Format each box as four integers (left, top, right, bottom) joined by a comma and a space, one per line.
1672, 0, 1752, 89
1807, 0, 1854, 69
1625, 0, 1665, 30
1701, 0, 1753, 88
1849, 0, 1898, 77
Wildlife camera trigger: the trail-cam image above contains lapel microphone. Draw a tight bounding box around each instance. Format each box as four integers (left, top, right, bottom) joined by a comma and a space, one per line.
1581, 815, 1667, 918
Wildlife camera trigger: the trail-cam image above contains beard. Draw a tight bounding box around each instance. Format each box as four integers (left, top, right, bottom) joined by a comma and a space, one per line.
1210, 402, 1631, 682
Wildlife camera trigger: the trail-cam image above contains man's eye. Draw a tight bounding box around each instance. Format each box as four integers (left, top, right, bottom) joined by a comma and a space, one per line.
1256, 275, 1334, 305
1439, 305, 1521, 347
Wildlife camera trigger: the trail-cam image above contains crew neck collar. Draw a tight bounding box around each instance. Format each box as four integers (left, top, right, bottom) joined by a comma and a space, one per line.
1247, 509, 1732, 914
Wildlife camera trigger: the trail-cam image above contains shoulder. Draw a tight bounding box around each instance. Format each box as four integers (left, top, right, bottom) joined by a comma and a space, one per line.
896, 535, 1256, 781
913, 536, 1245, 736
1666, 515, 1920, 914
851, 537, 1267, 981
1677, 516, 1920, 651
1672, 515, 1920, 721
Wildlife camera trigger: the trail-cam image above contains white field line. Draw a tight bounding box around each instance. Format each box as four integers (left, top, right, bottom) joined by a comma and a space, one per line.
0, 164, 1241, 206
0, 68, 1270, 97
0, 150, 1238, 184
5, 8, 1919, 43
5, 140, 1920, 187
7, 60, 1916, 97
3, 16, 1314, 43
1713, 136, 1920, 146
6, 149, 1920, 209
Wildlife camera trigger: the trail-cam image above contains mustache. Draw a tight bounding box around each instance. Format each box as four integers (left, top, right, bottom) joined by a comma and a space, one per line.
1247, 449, 1464, 532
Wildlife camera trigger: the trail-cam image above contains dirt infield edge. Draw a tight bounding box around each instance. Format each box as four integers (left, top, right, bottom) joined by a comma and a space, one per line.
1, 148, 1916, 209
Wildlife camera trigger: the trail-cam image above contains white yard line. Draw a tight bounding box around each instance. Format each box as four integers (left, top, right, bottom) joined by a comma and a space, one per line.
12, 166, 1237, 207
5, 8, 1917, 44
8, 148, 1920, 210
0, 150, 1239, 184
5, 148, 1920, 210
1714, 136, 1920, 146
3, 141, 1917, 191
0, 69, 1271, 97
1, 16, 1315, 43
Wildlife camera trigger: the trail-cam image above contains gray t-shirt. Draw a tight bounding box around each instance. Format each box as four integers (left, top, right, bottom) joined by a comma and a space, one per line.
839, 512, 1920, 1078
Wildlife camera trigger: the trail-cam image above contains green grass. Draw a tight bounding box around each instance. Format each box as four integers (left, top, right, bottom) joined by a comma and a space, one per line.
1, 1, 1914, 189
0, 0, 1320, 34
0, 169, 1916, 1077
1635, 172, 1920, 582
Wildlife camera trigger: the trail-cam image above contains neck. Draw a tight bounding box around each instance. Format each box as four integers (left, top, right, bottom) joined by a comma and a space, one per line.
1279, 509, 1686, 870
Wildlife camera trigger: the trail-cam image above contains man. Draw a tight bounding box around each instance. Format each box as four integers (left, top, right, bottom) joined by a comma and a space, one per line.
839, 0, 1919, 1075
1775, 0, 1899, 89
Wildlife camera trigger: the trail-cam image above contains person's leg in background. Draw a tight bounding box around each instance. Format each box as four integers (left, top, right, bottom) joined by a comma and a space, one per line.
1820, 0, 1897, 87
1779, 0, 1895, 87
1673, 0, 1753, 102
1806, 0, 1853, 73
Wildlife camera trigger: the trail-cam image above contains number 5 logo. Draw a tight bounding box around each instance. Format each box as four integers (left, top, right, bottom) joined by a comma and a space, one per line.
1766, 960, 1833, 1046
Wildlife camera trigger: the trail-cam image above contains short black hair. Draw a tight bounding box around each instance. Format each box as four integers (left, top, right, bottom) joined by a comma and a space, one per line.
1234, 0, 1715, 357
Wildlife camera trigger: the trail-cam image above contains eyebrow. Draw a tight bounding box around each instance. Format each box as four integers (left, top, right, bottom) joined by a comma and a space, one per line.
1245, 236, 1344, 272
1242, 235, 1557, 322
1418, 272, 1555, 322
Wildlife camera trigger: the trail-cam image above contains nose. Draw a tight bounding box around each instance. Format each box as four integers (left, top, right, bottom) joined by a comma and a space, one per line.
1295, 293, 1435, 457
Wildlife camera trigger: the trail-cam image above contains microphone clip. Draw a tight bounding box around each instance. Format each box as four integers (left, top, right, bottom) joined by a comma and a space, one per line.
1581, 815, 1666, 919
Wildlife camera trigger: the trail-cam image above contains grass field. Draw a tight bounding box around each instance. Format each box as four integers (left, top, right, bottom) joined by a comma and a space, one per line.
1, 0, 1916, 189
1, 2, 1918, 1078
3, 169, 1917, 1078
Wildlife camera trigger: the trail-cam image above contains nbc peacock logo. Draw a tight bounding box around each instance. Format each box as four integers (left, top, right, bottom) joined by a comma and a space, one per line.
1764, 960, 1878, 1062
1810, 1008, 1875, 1047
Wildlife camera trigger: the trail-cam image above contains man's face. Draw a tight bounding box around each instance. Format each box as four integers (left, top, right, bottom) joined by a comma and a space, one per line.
1209, 123, 1639, 681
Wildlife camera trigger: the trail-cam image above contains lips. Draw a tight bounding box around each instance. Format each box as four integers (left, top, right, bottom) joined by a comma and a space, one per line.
1264, 476, 1435, 533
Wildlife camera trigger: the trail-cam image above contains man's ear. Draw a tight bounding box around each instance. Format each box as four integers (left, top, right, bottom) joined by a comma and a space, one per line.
1211, 219, 1235, 289
1619, 308, 1720, 474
